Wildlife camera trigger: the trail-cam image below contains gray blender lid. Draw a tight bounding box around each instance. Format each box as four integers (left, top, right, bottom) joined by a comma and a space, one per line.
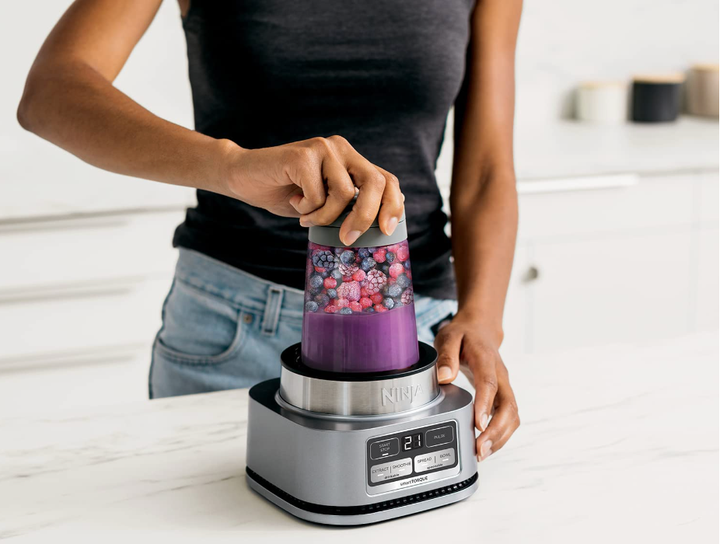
308, 203, 407, 248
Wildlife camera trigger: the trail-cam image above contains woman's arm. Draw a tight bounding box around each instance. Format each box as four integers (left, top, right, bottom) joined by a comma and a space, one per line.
434, 0, 523, 461
17, 0, 403, 245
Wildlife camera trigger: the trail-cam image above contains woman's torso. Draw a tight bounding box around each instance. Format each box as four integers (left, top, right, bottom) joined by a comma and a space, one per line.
174, 0, 474, 299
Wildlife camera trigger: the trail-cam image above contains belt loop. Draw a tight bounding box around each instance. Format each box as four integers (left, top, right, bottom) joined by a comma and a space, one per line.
261, 286, 284, 336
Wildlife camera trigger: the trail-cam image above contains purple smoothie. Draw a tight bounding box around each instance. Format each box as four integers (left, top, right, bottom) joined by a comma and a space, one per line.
301, 303, 419, 373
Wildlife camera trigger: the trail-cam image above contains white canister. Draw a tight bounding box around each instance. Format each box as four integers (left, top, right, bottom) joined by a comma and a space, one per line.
686, 63, 719, 117
576, 82, 628, 124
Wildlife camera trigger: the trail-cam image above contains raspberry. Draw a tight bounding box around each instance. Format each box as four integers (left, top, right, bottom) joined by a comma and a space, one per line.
396, 244, 410, 261
336, 298, 350, 308
373, 249, 386, 263
324, 305, 338, 313
323, 277, 337, 289
337, 281, 361, 302
352, 269, 366, 282
314, 266, 326, 273
387, 244, 400, 253
349, 301, 363, 312
365, 269, 387, 295
338, 263, 359, 276
371, 293, 384, 305
389, 263, 404, 279
360, 286, 369, 298
374, 304, 388, 313
401, 288, 414, 305
360, 297, 373, 308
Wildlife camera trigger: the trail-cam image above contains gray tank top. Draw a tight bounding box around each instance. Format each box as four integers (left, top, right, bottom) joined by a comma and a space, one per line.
174, 0, 475, 299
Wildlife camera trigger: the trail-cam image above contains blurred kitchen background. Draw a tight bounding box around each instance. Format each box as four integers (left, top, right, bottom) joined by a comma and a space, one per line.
1, 1, 717, 413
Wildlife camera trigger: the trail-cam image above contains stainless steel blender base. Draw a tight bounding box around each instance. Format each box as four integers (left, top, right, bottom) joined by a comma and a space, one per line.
245, 371, 478, 526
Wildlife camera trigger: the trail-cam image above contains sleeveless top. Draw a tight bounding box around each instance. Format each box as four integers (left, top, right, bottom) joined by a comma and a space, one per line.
174, 0, 475, 299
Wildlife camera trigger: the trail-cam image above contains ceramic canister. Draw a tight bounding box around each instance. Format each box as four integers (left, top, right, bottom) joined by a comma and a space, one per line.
631, 73, 685, 123
686, 63, 719, 117
576, 81, 628, 124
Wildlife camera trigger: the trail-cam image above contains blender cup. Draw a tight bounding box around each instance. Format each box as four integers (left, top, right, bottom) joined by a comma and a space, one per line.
301, 210, 419, 373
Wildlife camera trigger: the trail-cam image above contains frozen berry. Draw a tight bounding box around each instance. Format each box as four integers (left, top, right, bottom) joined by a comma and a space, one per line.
360, 297, 373, 308
309, 274, 324, 289
374, 304, 388, 313
396, 244, 410, 261
360, 257, 376, 271
360, 286, 369, 297
324, 305, 338, 314
339, 307, 353, 315
401, 288, 414, 305
314, 266, 326, 274
349, 301, 363, 312
373, 249, 386, 263
358, 248, 370, 259
331, 269, 343, 281
337, 281, 361, 301
404, 261, 411, 270
371, 293, 384, 305
314, 294, 330, 308
323, 277, 337, 289
352, 269, 366, 282
338, 263, 359, 277
337, 298, 350, 308
385, 252, 395, 262
389, 263, 404, 279
327, 288, 338, 299
365, 269, 387, 295
312, 250, 337, 270
393, 298, 404, 307
396, 274, 410, 289
383, 297, 395, 309
387, 284, 403, 298
305, 301, 319, 312
387, 243, 400, 253
340, 250, 355, 265
364, 307, 376, 313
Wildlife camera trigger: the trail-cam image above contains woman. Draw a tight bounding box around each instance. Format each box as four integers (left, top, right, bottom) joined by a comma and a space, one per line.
18, 0, 521, 462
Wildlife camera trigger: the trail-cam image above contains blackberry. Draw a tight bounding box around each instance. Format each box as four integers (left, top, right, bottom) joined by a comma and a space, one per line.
312, 250, 337, 270
383, 297, 395, 309
339, 307, 353, 315
388, 284, 403, 298
385, 252, 395, 262
340, 250, 355, 265
305, 301, 319, 313
361, 257, 376, 271
309, 274, 324, 290
327, 288, 338, 299
396, 274, 410, 289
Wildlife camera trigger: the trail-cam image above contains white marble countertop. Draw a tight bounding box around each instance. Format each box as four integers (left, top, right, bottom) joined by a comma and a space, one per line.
1, 332, 717, 542
2, 117, 716, 223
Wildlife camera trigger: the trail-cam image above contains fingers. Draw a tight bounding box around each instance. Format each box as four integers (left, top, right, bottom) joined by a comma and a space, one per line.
375, 167, 405, 236
468, 344, 500, 437
298, 154, 355, 226
476, 366, 520, 462
340, 152, 387, 246
434, 327, 462, 384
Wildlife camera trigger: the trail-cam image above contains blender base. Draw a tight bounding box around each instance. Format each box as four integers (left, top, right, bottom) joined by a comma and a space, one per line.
246, 377, 478, 526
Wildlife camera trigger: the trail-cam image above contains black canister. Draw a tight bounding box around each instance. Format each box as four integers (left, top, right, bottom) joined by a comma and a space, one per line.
631, 74, 685, 123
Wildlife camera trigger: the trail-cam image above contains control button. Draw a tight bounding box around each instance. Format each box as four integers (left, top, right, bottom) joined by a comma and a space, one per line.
370, 457, 412, 483
414, 448, 456, 473
425, 425, 454, 448
370, 437, 400, 460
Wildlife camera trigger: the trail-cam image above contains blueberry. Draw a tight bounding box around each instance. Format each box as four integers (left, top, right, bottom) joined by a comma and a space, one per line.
396, 274, 410, 289
309, 274, 323, 289
361, 257, 376, 271
404, 260, 411, 270
340, 250, 355, 265
339, 307, 353, 315
380, 263, 390, 274
327, 288, 338, 299
363, 307, 376, 313
305, 301, 319, 312
334, 247, 345, 255
393, 297, 404, 307
381, 284, 389, 296
319, 269, 329, 278
358, 248, 370, 259
387, 284, 403, 298
386, 252, 395, 262
314, 294, 330, 308
331, 269, 343, 281
383, 297, 395, 309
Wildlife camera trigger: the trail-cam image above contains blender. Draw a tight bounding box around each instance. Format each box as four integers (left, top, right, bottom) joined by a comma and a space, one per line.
245, 208, 478, 525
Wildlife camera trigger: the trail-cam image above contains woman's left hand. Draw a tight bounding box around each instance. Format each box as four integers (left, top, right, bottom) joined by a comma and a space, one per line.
433, 312, 520, 462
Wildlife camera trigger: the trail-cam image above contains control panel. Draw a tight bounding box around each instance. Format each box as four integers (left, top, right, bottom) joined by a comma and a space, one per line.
366, 420, 459, 493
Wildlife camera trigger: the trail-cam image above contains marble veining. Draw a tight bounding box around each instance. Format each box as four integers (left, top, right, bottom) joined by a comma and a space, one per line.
0, 333, 717, 543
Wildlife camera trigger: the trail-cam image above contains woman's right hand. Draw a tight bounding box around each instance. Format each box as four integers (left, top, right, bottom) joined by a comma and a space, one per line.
218, 136, 404, 246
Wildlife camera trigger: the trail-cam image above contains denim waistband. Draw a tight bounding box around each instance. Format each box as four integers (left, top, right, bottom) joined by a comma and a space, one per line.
175, 248, 305, 322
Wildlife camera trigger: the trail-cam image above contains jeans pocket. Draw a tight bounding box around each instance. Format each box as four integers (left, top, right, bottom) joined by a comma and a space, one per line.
155, 278, 246, 365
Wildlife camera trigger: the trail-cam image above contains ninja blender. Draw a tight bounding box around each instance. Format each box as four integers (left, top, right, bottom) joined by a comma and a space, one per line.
245, 208, 478, 525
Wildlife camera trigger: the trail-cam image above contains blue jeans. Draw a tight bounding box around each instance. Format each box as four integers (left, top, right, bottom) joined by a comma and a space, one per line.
149, 249, 458, 399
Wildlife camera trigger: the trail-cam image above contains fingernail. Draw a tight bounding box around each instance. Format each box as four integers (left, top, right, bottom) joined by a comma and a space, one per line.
479, 412, 489, 432
437, 365, 452, 382
480, 440, 493, 460
386, 216, 399, 235
344, 230, 362, 246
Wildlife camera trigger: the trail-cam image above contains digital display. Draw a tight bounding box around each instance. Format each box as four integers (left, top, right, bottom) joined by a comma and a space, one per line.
402, 432, 422, 451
